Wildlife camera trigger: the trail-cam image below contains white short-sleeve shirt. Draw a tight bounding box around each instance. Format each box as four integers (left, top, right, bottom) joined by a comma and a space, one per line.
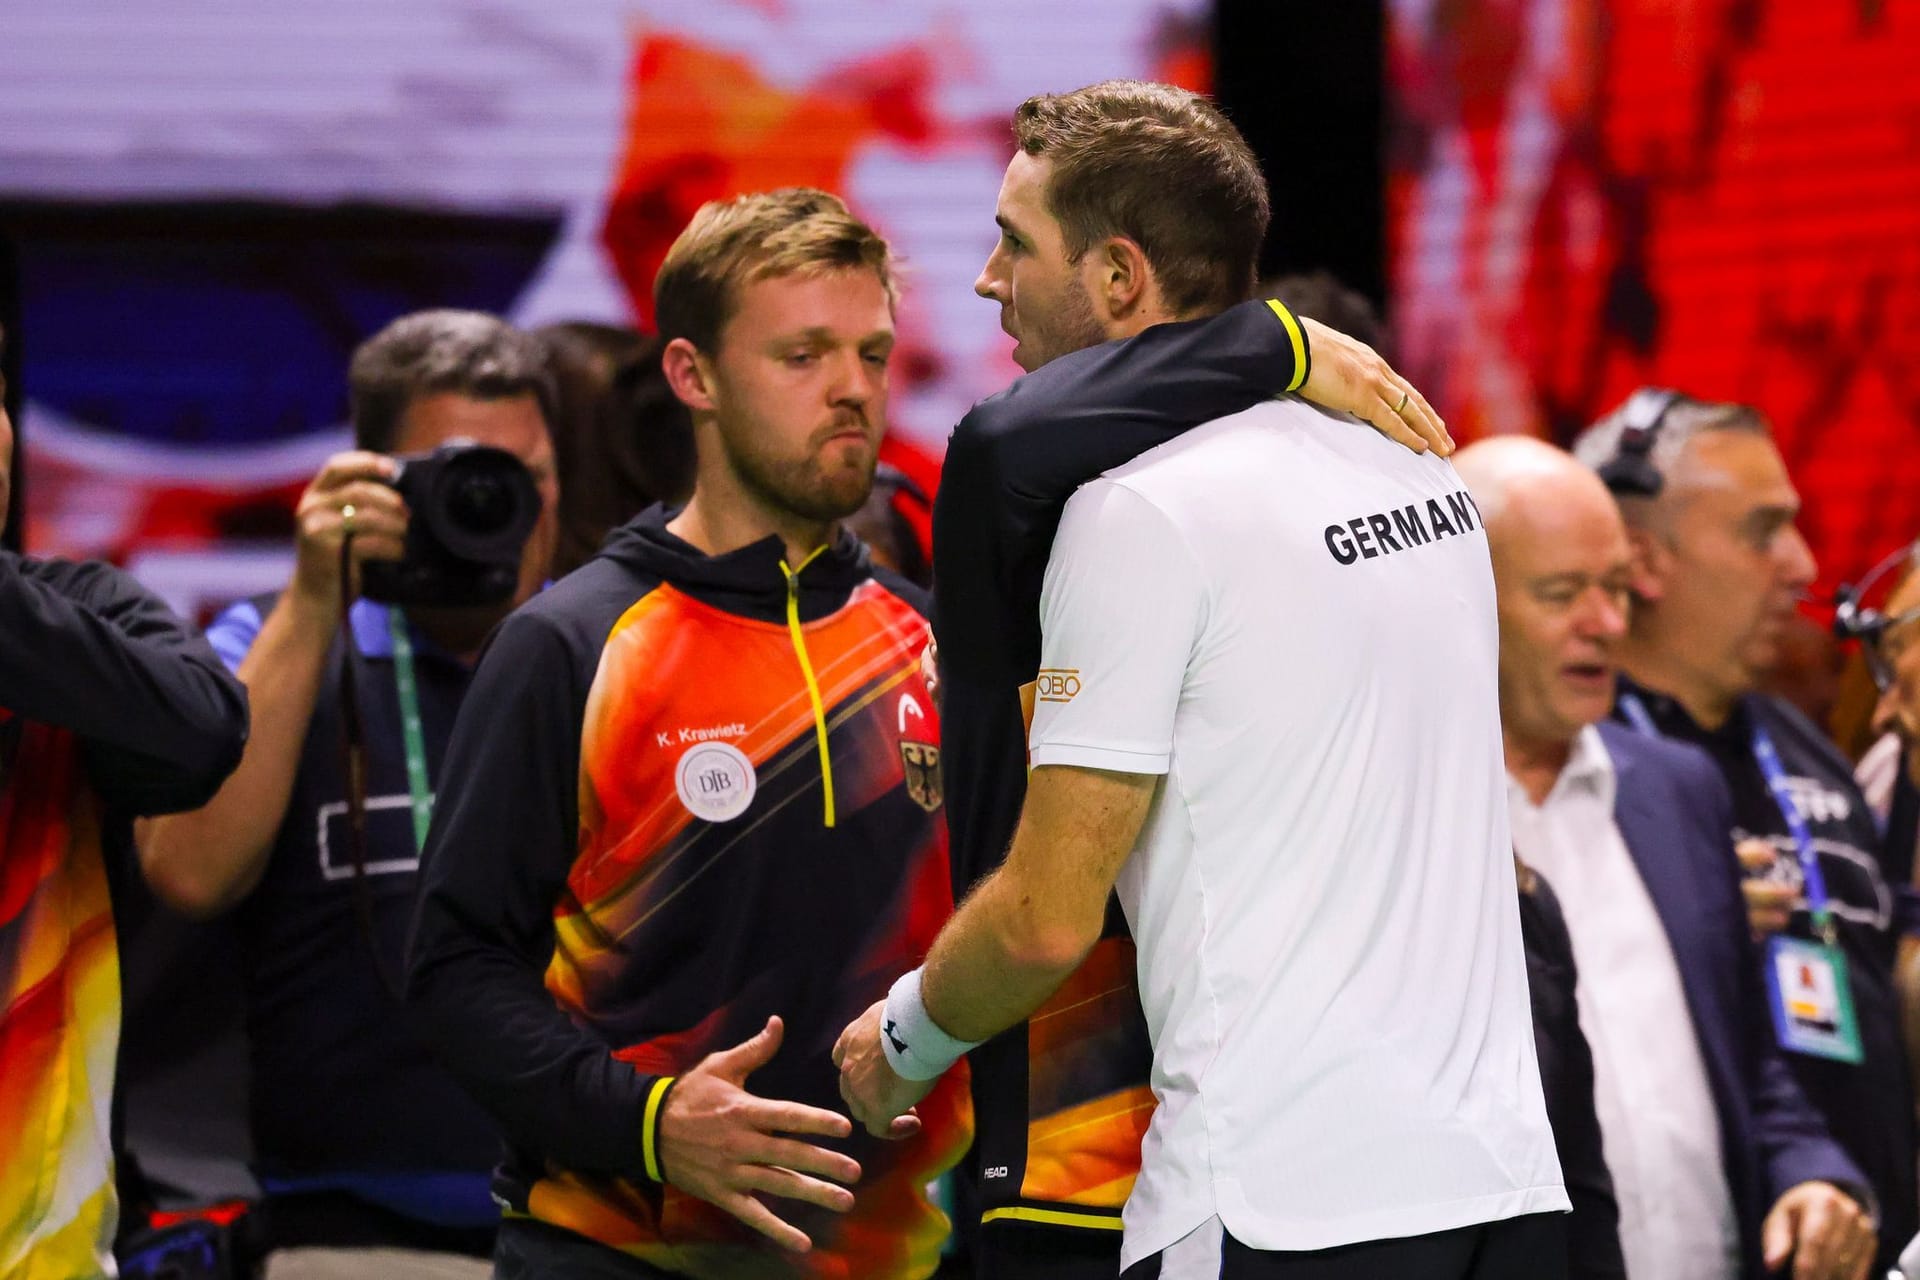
1030, 400, 1568, 1267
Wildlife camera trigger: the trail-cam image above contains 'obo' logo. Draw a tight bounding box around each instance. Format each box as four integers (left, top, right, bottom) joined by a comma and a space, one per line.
1035, 668, 1081, 703
675, 741, 757, 822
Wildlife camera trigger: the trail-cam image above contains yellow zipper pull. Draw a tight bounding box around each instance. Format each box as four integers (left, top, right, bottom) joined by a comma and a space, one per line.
779, 549, 836, 829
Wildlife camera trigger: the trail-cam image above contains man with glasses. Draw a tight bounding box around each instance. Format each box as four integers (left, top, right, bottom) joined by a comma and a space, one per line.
1574, 394, 1917, 1274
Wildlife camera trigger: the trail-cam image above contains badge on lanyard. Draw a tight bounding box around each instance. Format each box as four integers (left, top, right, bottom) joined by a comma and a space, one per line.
1748, 720, 1864, 1063
1763, 934, 1864, 1063
1619, 693, 1865, 1063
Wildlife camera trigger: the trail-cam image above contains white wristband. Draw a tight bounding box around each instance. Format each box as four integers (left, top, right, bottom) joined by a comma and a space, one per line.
881, 968, 982, 1082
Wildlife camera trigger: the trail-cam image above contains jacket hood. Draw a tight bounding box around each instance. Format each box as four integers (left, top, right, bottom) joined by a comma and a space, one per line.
596, 505, 875, 624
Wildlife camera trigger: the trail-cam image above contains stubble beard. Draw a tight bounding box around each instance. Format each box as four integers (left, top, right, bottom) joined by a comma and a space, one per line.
1018, 274, 1108, 372
723, 423, 876, 525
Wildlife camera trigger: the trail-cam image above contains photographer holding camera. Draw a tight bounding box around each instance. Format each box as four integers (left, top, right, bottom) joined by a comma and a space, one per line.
139, 310, 558, 1278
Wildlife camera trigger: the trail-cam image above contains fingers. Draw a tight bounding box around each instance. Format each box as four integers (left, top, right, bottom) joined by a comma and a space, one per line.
1744, 881, 1799, 938
886, 1112, 922, 1141
1736, 838, 1779, 873
717, 1190, 815, 1254
748, 1096, 855, 1141
740, 1162, 857, 1215
1762, 1196, 1797, 1270
1792, 1200, 1838, 1280
310, 450, 398, 494
750, 1134, 862, 1185
1394, 378, 1452, 456
1359, 392, 1426, 454
708, 1016, 785, 1083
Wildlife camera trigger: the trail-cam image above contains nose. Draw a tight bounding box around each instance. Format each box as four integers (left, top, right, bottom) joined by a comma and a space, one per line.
1577, 586, 1630, 643
827, 348, 880, 412
975, 242, 1008, 302
1775, 523, 1818, 590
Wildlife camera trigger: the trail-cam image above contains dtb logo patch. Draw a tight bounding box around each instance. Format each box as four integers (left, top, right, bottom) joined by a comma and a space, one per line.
675, 741, 757, 823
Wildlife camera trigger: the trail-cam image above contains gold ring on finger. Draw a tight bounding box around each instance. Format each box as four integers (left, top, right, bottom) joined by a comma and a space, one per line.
340, 503, 357, 536
1395, 390, 1410, 416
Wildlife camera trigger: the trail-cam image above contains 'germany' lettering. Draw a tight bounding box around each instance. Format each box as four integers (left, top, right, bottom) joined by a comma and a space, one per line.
1326, 491, 1481, 566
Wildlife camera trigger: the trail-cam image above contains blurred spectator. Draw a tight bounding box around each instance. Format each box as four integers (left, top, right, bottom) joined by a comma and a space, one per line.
0, 328, 249, 1276
137, 311, 559, 1277
1262, 269, 1392, 361
1852, 548, 1920, 876
1572, 393, 1916, 1273
538, 321, 693, 577
1845, 546, 1920, 1118
1462, 437, 1876, 1280
845, 461, 931, 588
1760, 615, 1849, 736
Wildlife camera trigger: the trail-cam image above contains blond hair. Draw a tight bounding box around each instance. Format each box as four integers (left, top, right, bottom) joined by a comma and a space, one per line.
653, 188, 897, 352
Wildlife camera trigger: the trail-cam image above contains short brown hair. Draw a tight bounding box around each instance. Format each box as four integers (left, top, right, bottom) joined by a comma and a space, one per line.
1013, 80, 1268, 315
653, 188, 897, 352
348, 310, 556, 454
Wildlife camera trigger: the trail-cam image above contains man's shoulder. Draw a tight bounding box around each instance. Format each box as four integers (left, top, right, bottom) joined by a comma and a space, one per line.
1597, 717, 1726, 792
13, 552, 151, 609
1749, 693, 1862, 788
489, 557, 668, 670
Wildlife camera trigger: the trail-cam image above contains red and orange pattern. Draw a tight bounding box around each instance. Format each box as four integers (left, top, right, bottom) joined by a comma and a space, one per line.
0, 716, 120, 1279
534, 580, 970, 1278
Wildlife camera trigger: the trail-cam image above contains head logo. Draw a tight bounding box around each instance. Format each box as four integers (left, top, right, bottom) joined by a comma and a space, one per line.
675, 741, 757, 823
1035, 668, 1081, 703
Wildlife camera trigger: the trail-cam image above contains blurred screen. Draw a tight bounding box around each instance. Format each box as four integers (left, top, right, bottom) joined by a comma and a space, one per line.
1387, 1, 1920, 584
1, 0, 1211, 612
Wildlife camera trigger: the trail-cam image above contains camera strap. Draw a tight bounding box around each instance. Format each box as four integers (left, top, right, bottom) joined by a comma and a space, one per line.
385, 608, 434, 855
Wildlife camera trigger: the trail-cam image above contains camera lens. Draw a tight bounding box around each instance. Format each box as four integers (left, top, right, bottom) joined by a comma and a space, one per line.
425, 445, 540, 563
447, 471, 516, 536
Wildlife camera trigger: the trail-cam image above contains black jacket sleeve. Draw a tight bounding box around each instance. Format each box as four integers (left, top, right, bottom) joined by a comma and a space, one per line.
934, 298, 1302, 679
961, 297, 1302, 549
0, 553, 248, 815
1519, 869, 1628, 1280
406, 607, 667, 1184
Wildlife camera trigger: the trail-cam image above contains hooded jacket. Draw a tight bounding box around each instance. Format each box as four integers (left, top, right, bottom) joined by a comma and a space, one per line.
407, 509, 969, 1278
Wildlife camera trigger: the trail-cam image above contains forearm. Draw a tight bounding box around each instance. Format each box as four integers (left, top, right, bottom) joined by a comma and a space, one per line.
922, 864, 1101, 1044
407, 921, 659, 1180
139, 594, 331, 915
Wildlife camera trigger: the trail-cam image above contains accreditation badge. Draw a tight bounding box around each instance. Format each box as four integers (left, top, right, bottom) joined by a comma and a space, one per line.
1763, 935, 1864, 1064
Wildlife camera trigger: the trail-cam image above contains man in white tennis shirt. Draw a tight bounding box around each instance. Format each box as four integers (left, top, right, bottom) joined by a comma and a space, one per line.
839, 391, 1568, 1277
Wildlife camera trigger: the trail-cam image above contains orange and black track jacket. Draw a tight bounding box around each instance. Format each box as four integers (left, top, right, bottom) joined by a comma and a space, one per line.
407, 510, 969, 1278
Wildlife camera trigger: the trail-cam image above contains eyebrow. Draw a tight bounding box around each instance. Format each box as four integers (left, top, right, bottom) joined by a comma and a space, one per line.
771, 326, 894, 347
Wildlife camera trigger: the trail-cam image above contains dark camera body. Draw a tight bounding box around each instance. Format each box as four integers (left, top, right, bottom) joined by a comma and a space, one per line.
359, 441, 540, 609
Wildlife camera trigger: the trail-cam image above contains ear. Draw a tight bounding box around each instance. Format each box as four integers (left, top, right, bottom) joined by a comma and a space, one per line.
662, 337, 718, 414
1624, 522, 1668, 605
1084, 236, 1153, 321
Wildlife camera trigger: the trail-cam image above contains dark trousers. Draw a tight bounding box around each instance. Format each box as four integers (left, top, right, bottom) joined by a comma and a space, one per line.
1120, 1213, 1569, 1280
974, 1221, 1121, 1280
492, 1220, 677, 1279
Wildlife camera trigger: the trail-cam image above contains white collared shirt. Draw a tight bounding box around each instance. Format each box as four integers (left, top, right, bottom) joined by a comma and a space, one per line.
1509, 725, 1740, 1280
